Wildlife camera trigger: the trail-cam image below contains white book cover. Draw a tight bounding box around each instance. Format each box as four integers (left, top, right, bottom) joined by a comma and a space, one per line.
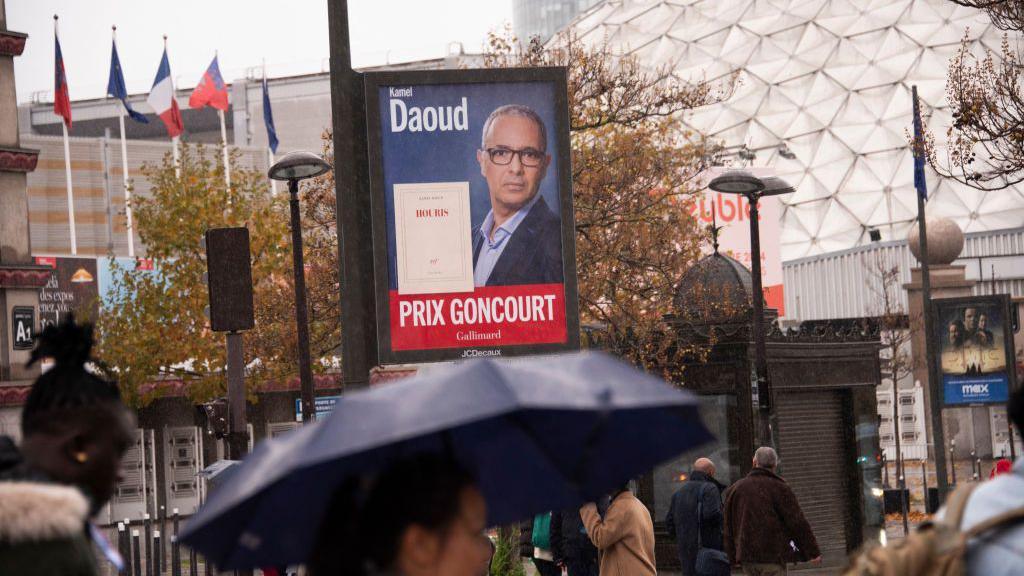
393, 181, 474, 295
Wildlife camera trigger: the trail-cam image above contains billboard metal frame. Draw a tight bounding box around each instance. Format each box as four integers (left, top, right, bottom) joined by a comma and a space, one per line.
364, 67, 581, 364
930, 293, 1016, 407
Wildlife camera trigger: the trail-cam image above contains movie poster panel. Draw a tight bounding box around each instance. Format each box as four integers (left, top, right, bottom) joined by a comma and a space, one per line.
933, 295, 1015, 406
366, 68, 580, 364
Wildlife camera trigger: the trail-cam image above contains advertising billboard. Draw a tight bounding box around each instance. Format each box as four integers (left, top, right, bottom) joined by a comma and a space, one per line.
34, 257, 100, 329
365, 68, 579, 363
933, 295, 1015, 406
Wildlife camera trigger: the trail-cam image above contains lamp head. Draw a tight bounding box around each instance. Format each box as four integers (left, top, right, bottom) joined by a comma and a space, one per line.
268, 151, 331, 181
708, 169, 764, 195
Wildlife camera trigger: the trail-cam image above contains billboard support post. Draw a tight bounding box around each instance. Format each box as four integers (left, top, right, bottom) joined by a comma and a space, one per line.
918, 202, 950, 500
328, 0, 378, 386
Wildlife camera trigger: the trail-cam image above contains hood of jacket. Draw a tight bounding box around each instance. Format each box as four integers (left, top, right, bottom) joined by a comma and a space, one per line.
0, 437, 90, 544
0, 481, 90, 543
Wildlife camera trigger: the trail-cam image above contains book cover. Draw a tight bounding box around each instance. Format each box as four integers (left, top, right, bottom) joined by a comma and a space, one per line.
393, 181, 474, 294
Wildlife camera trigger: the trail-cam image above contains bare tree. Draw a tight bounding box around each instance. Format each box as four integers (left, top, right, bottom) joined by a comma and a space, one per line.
865, 253, 919, 533
930, 2, 1024, 189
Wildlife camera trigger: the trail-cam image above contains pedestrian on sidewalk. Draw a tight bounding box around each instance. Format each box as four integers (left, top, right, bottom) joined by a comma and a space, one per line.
552, 507, 598, 576
666, 457, 726, 575
531, 511, 560, 576
307, 453, 492, 576
0, 318, 135, 576
580, 482, 657, 576
723, 447, 821, 575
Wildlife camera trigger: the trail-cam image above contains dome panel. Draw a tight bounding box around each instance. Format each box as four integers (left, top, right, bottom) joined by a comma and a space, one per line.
844, 1, 911, 37
815, 0, 862, 37
563, 0, 1024, 260
622, 2, 686, 37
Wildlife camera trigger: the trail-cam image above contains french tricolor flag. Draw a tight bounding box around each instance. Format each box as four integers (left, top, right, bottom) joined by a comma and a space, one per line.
147, 47, 183, 138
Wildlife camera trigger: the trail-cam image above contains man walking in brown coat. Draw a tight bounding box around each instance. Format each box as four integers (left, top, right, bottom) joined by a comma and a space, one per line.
723, 447, 821, 575
579, 482, 657, 576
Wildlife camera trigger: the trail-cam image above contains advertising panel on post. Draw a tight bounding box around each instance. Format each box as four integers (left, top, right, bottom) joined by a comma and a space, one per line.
34, 256, 100, 328
932, 294, 1015, 406
364, 67, 580, 364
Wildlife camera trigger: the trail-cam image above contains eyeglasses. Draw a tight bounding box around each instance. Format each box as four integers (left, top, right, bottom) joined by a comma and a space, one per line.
485, 147, 546, 167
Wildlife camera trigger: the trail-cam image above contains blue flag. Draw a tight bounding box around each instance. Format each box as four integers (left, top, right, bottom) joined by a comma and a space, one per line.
912, 85, 927, 200
107, 39, 149, 124
262, 72, 279, 154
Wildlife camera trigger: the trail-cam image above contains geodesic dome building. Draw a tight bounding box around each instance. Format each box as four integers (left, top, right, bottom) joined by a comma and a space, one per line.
565, 0, 1023, 261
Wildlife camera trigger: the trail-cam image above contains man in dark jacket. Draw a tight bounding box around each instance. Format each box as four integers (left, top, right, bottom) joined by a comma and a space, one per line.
723, 447, 821, 575
665, 458, 724, 575
551, 508, 598, 576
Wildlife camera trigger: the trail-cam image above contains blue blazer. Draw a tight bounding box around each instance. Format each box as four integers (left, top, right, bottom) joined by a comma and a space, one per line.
472, 196, 564, 286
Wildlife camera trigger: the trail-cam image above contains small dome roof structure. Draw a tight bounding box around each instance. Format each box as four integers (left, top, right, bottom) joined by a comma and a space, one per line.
673, 251, 753, 327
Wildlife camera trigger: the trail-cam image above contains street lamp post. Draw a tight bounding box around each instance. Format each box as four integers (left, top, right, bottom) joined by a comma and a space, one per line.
269, 151, 331, 424
709, 170, 794, 449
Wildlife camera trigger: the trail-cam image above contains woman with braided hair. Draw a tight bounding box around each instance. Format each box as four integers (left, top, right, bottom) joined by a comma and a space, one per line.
0, 316, 134, 575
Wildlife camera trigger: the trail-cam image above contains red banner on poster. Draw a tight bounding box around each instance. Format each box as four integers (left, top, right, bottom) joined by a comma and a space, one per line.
389, 283, 567, 351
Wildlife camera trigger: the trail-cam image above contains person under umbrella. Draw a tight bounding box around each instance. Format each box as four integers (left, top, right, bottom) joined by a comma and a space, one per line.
308, 454, 491, 576
0, 318, 135, 575
180, 351, 713, 571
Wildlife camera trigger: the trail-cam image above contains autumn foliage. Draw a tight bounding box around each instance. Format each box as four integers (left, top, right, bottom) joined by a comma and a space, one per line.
487, 31, 728, 368
95, 144, 339, 405
96, 32, 727, 401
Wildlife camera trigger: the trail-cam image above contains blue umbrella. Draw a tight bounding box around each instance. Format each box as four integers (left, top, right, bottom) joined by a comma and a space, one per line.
179, 351, 712, 569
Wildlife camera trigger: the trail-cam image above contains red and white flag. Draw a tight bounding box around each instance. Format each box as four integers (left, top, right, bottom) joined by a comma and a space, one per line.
147, 46, 183, 137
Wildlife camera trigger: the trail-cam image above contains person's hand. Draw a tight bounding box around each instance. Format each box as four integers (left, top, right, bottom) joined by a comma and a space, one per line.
810, 556, 822, 565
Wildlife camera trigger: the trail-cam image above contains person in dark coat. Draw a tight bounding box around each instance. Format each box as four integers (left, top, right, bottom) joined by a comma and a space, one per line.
0, 319, 135, 576
551, 508, 598, 576
665, 458, 724, 575
723, 447, 821, 576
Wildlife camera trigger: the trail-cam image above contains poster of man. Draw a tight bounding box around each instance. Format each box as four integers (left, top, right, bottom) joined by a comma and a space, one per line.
366, 68, 579, 363
935, 295, 1013, 405
472, 104, 562, 287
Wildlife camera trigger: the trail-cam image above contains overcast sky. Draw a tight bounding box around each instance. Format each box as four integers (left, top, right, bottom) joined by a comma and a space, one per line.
10, 0, 513, 104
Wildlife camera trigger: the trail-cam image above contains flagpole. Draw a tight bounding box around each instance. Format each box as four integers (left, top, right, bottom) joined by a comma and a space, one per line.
119, 109, 135, 258
55, 16, 77, 255
268, 148, 277, 195
913, 84, 949, 501
113, 24, 136, 256
61, 123, 77, 255
219, 111, 231, 190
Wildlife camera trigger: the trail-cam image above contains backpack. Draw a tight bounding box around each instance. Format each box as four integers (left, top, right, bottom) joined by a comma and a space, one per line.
843, 483, 1024, 576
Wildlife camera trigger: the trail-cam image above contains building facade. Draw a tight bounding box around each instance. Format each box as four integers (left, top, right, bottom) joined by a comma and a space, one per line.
513, 0, 604, 43
564, 0, 1024, 261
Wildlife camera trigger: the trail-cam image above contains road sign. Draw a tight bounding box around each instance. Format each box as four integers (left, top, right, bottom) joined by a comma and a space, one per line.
294, 396, 340, 422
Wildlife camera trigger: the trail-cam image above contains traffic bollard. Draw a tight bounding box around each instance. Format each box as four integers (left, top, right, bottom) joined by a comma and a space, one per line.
189, 546, 197, 576
160, 506, 167, 573
154, 531, 162, 575
117, 522, 129, 574
144, 513, 152, 576
172, 508, 181, 576
132, 530, 142, 576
